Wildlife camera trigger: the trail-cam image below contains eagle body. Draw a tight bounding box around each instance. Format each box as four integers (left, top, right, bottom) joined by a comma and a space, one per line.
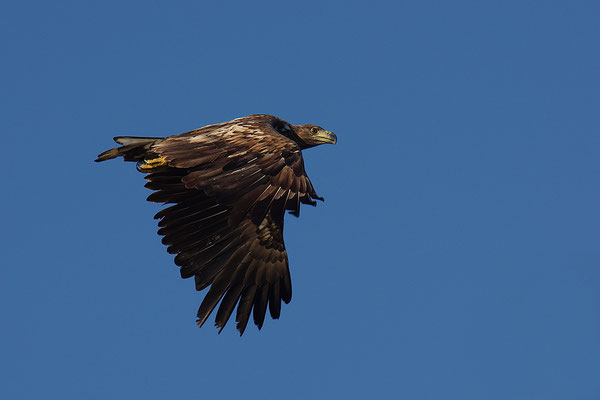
96, 114, 336, 335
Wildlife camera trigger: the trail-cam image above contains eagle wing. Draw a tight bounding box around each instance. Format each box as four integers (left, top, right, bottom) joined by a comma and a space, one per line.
144, 121, 322, 334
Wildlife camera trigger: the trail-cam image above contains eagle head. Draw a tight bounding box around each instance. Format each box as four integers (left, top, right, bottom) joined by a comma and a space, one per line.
294, 124, 337, 148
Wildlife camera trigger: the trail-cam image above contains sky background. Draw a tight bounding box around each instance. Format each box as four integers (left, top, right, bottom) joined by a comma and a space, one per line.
1, 1, 599, 399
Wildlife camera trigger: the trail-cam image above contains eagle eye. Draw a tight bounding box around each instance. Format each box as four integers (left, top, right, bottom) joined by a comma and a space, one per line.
310, 127, 319, 134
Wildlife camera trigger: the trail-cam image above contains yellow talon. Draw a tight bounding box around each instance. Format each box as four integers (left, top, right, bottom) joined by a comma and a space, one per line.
138, 157, 167, 171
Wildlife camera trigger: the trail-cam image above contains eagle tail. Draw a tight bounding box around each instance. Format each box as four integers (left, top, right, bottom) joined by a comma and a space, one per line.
95, 136, 163, 162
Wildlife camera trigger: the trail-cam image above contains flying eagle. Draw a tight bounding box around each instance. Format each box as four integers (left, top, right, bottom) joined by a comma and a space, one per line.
96, 114, 336, 335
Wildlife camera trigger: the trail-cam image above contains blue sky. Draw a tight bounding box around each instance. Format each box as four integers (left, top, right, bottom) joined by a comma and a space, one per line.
2, 1, 599, 398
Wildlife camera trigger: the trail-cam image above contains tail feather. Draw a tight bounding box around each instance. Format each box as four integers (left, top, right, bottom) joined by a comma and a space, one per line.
114, 136, 163, 146
95, 136, 163, 162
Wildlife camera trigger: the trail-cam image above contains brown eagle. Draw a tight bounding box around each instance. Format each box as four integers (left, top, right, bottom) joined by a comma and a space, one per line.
96, 114, 336, 335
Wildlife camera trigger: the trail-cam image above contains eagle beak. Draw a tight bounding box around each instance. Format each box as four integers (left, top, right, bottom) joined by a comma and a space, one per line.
316, 130, 337, 145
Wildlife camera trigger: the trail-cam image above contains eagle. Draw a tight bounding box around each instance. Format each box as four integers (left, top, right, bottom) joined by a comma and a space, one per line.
96, 114, 336, 335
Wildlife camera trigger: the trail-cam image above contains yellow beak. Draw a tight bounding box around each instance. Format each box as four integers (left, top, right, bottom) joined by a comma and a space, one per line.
316, 129, 337, 144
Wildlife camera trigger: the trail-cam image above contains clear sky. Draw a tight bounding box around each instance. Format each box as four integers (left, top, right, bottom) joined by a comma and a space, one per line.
2, 1, 599, 399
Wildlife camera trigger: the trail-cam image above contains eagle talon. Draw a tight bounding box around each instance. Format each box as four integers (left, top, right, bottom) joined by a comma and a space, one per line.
138, 157, 168, 172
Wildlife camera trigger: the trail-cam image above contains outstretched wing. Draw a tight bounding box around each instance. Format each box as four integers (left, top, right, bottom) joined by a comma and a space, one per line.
145, 120, 322, 334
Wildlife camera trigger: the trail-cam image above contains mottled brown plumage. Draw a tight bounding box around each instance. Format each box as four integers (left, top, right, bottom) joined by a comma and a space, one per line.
95, 114, 336, 335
